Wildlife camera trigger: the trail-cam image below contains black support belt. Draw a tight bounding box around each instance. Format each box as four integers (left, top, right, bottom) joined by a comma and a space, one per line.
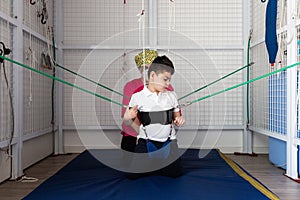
138, 108, 174, 126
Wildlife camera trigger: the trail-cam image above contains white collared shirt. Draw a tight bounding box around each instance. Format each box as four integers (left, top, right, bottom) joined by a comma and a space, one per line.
129, 87, 180, 141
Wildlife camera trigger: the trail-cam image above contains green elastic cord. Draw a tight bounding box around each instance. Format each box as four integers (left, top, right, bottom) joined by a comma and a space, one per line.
189, 62, 300, 105
53, 62, 127, 98
0, 55, 125, 107
178, 62, 254, 101
246, 32, 251, 124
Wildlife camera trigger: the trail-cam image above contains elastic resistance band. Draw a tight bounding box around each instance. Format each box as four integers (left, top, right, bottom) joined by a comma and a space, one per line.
188, 62, 300, 106
246, 30, 252, 125
53, 62, 127, 98
0, 55, 125, 108
178, 62, 254, 101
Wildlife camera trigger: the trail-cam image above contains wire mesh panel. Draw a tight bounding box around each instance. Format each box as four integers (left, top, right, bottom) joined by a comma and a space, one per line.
63, 0, 147, 47
157, 0, 243, 47
268, 70, 287, 135
62, 0, 245, 128
0, 17, 13, 143
23, 0, 54, 37
250, 43, 270, 131
250, 0, 288, 133
168, 49, 244, 127
23, 32, 54, 135
251, 1, 267, 43
0, 0, 12, 17
156, 0, 244, 126
250, 34, 289, 134
21, 0, 56, 136
251, 0, 300, 137
63, 49, 139, 127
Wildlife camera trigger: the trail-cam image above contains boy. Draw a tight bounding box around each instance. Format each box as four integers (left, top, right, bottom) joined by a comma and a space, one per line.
121, 50, 174, 153
123, 55, 185, 178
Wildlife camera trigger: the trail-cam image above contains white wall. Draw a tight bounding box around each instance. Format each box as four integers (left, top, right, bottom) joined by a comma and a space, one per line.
64, 129, 269, 154
22, 133, 53, 169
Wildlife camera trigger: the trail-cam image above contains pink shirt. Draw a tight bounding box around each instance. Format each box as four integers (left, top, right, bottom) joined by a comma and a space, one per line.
121, 78, 174, 137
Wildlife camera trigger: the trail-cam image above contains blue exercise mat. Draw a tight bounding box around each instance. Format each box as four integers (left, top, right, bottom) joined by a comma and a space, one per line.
23, 149, 279, 200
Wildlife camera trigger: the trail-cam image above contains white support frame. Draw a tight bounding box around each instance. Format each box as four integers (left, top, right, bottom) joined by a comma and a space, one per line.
242, 0, 252, 154
54, 0, 64, 155
11, 0, 24, 179
285, 0, 299, 180
149, 0, 157, 48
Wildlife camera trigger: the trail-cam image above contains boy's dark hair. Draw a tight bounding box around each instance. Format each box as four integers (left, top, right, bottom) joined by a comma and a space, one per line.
148, 55, 175, 78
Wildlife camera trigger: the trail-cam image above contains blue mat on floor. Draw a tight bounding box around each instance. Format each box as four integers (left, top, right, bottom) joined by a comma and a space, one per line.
23, 149, 278, 200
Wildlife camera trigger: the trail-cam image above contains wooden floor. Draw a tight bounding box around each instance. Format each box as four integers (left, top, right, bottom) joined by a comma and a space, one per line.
0, 152, 299, 200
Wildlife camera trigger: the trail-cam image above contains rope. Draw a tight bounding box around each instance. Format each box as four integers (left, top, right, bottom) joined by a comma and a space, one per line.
167, 0, 175, 55
0, 55, 125, 108
136, 0, 146, 86
16, 175, 39, 183
178, 62, 255, 101
142, 1, 146, 86
183, 61, 300, 107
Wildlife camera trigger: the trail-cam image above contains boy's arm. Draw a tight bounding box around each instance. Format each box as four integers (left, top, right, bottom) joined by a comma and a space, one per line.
123, 105, 138, 125
173, 111, 185, 127
130, 117, 140, 133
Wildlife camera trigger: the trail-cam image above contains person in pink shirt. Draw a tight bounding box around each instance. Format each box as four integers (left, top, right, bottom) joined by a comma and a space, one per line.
121, 49, 174, 152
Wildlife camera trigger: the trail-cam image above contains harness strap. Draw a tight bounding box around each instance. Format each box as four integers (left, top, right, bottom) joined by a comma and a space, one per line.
138, 108, 174, 126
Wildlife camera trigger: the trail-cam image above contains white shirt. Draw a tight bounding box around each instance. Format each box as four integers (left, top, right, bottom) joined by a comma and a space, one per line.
129, 87, 180, 142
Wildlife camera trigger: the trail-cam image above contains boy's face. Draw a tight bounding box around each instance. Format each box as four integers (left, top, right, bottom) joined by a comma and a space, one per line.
149, 71, 171, 93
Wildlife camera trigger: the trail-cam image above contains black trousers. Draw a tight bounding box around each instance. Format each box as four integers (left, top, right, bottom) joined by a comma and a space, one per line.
121, 134, 137, 152
127, 138, 183, 179
120, 134, 137, 169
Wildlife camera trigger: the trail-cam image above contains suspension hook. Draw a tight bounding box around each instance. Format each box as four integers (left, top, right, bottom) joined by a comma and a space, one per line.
30, 0, 36, 5
41, 13, 47, 24
39, 0, 48, 24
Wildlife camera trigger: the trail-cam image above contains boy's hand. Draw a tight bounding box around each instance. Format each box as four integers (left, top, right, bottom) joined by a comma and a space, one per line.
173, 116, 185, 127
123, 105, 138, 121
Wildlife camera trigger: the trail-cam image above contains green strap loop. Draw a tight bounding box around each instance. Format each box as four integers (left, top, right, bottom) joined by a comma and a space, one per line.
189, 62, 300, 105
53, 62, 127, 98
178, 62, 254, 101
0, 55, 125, 107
